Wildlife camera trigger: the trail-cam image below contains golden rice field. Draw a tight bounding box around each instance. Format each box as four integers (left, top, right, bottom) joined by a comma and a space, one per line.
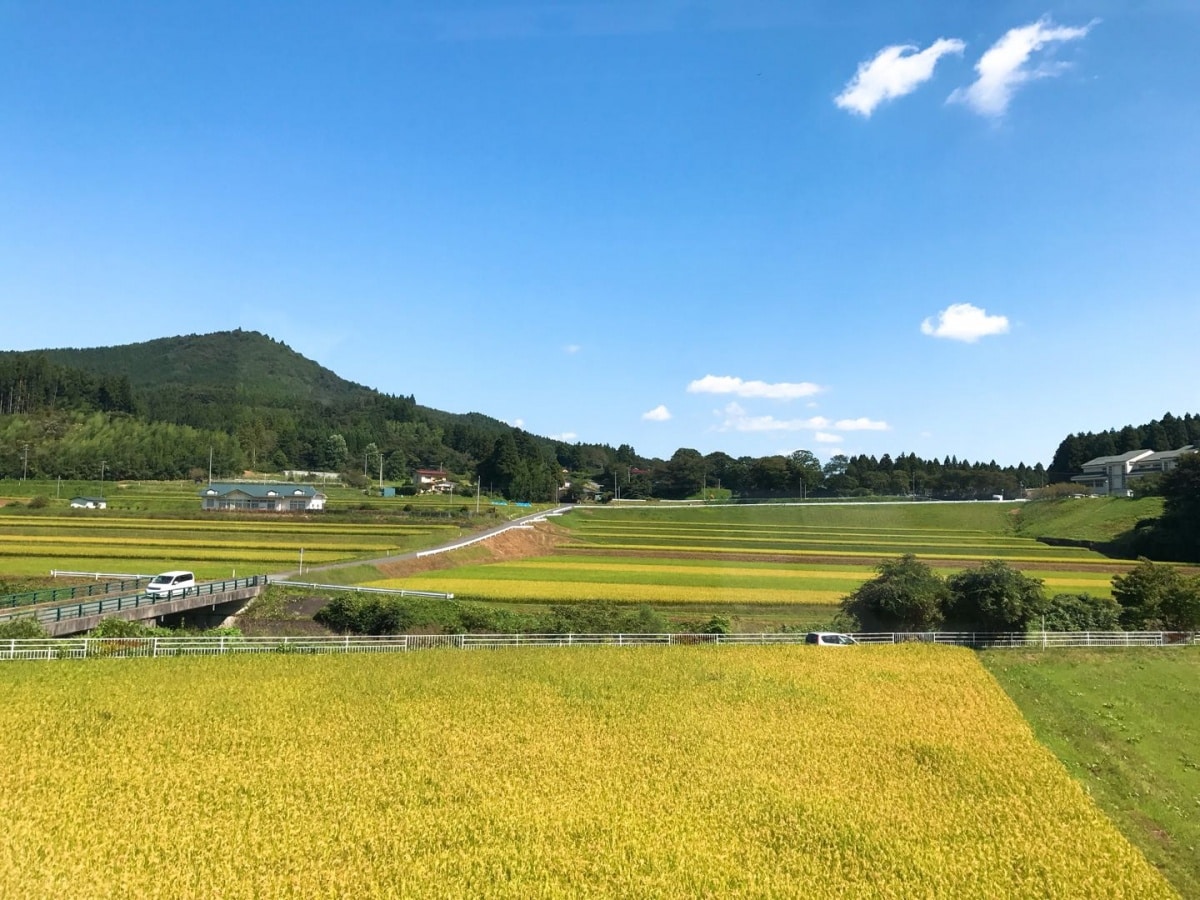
366, 505, 1123, 605
0, 515, 461, 578
373, 556, 1116, 606
0, 645, 1172, 898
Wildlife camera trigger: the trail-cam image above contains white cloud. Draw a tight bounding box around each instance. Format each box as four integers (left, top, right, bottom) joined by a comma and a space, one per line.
510, 418, 525, 428
564, 344, 581, 354
549, 432, 578, 442
834, 418, 889, 432
687, 375, 823, 400
921, 303, 1010, 343
949, 18, 1094, 117
836, 38, 966, 116
716, 404, 887, 435
642, 405, 672, 422
814, 432, 842, 443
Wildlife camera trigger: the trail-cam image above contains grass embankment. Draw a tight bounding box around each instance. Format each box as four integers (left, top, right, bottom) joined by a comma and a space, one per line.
984, 648, 1200, 898
1015, 496, 1163, 543
0, 646, 1171, 898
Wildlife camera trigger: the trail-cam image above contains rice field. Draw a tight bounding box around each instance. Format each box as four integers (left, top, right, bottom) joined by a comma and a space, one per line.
0, 515, 461, 578
0, 644, 1172, 898
368, 505, 1124, 606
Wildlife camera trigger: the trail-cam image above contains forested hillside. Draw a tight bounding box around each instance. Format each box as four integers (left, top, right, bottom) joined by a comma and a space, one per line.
2, 330, 1185, 503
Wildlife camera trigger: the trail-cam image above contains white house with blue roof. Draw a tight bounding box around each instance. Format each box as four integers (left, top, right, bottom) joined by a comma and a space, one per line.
199, 482, 327, 512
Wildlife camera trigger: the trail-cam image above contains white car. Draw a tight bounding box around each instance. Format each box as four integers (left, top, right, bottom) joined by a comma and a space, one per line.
146, 570, 196, 597
805, 632, 857, 646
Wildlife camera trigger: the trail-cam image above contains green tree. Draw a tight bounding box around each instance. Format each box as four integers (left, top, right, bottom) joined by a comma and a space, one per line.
786, 450, 823, 496
944, 560, 1045, 632
1112, 558, 1180, 629
1161, 575, 1200, 631
1158, 454, 1200, 561
840, 554, 949, 632
662, 448, 705, 499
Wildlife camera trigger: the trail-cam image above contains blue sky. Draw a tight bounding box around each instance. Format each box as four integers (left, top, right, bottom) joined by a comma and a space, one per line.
3, 1, 1198, 467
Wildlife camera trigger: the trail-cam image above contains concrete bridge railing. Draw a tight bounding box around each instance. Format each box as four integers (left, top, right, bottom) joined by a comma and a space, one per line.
0, 575, 270, 636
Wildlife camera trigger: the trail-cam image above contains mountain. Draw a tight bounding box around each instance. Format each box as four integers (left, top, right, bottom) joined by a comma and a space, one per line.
0, 329, 553, 482
35, 329, 387, 411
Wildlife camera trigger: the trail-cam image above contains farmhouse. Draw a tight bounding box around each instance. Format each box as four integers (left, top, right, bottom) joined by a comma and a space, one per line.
199, 482, 327, 512
69, 497, 107, 509
1071, 445, 1196, 496
413, 467, 452, 494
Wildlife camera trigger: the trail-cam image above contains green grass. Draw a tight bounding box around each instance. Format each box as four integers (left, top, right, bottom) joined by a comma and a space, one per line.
983, 648, 1200, 898
1016, 496, 1164, 543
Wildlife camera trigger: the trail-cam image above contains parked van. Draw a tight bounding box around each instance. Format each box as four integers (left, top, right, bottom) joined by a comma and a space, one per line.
805, 632, 857, 646
146, 570, 196, 597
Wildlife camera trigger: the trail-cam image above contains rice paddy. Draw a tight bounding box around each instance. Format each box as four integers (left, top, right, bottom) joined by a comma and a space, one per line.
367, 504, 1127, 607
0, 644, 1173, 898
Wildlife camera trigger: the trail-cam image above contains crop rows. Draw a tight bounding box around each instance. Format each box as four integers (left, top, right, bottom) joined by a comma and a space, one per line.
367, 506, 1120, 606
0, 515, 457, 579
0, 645, 1169, 897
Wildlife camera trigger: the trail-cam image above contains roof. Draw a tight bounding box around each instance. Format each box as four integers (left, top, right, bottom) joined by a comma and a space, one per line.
199, 482, 325, 499
70, 496, 105, 502
1135, 445, 1195, 463
1079, 450, 1154, 468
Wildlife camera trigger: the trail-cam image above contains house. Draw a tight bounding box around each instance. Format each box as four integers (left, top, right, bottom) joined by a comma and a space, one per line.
413, 468, 452, 494
199, 482, 327, 512
1071, 451, 1153, 496
1071, 446, 1196, 496
69, 497, 107, 509
1128, 445, 1195, 480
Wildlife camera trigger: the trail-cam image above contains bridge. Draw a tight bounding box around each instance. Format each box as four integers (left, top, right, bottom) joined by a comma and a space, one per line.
0, 575, 269, 637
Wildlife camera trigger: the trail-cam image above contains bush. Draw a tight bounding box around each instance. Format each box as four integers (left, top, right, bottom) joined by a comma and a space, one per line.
1040, 593, 1121, 631
1031, 483, 1092, 500
27, 495, 50, 509
89, 617, 166, 638
0, 617, 47, 639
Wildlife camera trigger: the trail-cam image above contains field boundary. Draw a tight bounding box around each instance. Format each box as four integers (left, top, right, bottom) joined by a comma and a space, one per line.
1, 630, 1195, 661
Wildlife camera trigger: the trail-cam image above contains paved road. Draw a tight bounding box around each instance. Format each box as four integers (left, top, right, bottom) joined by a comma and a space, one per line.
273, 505, 571, 581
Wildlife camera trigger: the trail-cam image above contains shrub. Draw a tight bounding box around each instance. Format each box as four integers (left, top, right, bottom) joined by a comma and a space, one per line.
1041, 593, 1121, 631
0, 617, 47, 639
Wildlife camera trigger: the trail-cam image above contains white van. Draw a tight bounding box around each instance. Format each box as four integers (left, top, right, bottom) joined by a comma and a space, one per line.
146, 570, 196, 597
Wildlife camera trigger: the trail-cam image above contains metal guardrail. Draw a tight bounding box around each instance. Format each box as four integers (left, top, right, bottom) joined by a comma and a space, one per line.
271, 581, 454, 600
0, 631, 1195, 661
1, 576, 151, 611
0, 575, 270, 627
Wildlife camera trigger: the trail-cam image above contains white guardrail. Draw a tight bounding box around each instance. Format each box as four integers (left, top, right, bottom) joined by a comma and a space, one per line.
0, 631, 1195, 661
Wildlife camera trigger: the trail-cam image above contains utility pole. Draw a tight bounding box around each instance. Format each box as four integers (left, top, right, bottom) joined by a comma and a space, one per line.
21, 443, 29, 482
475, 477, 481, 515
99, 460, 106, 499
